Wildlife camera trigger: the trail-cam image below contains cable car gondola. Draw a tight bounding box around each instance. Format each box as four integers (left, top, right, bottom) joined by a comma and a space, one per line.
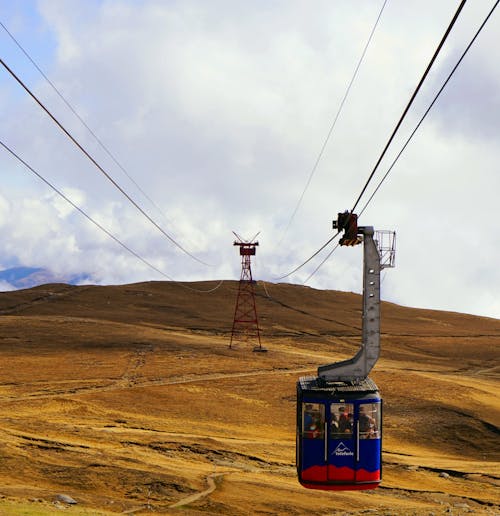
296, 214, 395, 491
297, 377, 382, 490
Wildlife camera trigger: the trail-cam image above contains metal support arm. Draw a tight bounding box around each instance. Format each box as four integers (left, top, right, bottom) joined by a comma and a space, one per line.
318, 226, 381, 382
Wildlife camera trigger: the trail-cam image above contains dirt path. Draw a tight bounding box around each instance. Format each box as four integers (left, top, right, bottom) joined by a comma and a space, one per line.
116, 343, 155, 387
0, 365, 316, 401
168, 472, 226, 509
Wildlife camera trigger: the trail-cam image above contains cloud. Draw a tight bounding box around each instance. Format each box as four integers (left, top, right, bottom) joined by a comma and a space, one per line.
0, 280, 15, 292
430, 58, 500, 142
0, 1, 499, 318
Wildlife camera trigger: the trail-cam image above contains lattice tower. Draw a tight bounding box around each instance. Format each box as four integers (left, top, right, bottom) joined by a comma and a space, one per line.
229, 239, 265, 351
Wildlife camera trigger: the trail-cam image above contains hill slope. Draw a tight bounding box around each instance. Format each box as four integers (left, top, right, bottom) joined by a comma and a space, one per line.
0, 280, 498, 514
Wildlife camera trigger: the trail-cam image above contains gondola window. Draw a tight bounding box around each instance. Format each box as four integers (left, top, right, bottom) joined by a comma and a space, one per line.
302, 403, 324, 439
359, 403, 381, 439
330, 403, 354, 439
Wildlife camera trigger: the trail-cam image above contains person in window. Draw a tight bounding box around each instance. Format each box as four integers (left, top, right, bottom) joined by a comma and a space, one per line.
304, 406, 322, 439
309, 417, 322, 438
338, 407, 352, 435
331, 411, 339, 435
359, 406, 376, 438
304, 406, 314, 430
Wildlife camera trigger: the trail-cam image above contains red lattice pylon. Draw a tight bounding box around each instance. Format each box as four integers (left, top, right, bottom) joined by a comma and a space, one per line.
229, 236, 266, 352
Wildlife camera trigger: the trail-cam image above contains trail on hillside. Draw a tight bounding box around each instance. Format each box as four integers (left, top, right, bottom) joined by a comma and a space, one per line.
168, 472, 227, 509
0, 364, 316, 401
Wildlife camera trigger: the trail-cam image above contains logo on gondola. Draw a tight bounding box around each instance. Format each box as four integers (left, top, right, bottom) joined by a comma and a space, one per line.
333, 442, 354, 457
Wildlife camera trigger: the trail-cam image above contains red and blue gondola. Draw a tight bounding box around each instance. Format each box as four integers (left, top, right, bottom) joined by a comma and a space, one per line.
296, 376, 382, 491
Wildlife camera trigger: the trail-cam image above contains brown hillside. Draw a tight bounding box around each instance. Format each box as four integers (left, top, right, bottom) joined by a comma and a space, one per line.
0, 280, 498, 515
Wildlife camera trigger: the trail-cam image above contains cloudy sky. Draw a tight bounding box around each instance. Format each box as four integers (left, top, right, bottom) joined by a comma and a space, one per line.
1, 0, 499, 319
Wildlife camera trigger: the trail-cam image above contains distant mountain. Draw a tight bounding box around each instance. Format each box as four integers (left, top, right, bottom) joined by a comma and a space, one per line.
0, 267, 90, 290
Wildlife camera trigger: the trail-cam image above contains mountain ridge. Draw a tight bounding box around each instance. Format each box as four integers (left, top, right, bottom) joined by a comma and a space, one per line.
0, 266, 90, 289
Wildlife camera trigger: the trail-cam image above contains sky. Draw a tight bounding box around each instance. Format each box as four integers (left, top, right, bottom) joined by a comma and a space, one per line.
0, 0, 499, 319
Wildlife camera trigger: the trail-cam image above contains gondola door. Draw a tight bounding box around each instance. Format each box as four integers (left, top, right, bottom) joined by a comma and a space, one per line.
327, 400, 382, 488
328, 402, 356, 484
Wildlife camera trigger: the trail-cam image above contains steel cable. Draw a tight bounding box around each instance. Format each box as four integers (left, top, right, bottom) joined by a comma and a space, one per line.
275, 231, 340, 280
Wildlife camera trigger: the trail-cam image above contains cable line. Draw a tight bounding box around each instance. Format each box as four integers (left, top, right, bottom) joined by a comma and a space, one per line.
303, 242, 340, 285
275, 231, 340, 280
0, 20, 175, 231
279, 0, 388, 243
350, 0, 467, 213
358, 0, 499, 218
0, 56, 209, 267
0, 139, 224, 294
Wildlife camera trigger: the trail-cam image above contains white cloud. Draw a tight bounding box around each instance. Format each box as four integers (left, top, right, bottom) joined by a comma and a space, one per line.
0, 280, 15, 292
0, 1, 499, 318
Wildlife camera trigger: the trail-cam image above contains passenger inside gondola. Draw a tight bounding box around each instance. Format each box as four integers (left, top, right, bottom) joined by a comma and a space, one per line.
331, 403, 354, 439
359, 405, 378, 439
303, 403, 324, 439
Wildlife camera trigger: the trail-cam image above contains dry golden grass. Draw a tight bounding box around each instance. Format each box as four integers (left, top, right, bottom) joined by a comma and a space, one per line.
0, 280, 498, 515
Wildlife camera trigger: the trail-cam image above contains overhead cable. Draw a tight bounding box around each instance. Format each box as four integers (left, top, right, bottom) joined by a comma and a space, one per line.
0, 20, 174, 230
0, 139, 224, 293
302, 242, 340, 284
275, 231, 340, 280
358, 0, 499, 217
350, 0, 467, 213
279, 0, 388, 243
0, 56, 209, 266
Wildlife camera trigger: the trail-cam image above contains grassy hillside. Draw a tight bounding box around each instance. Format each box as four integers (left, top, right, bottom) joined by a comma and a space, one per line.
0, 280, 498, 514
